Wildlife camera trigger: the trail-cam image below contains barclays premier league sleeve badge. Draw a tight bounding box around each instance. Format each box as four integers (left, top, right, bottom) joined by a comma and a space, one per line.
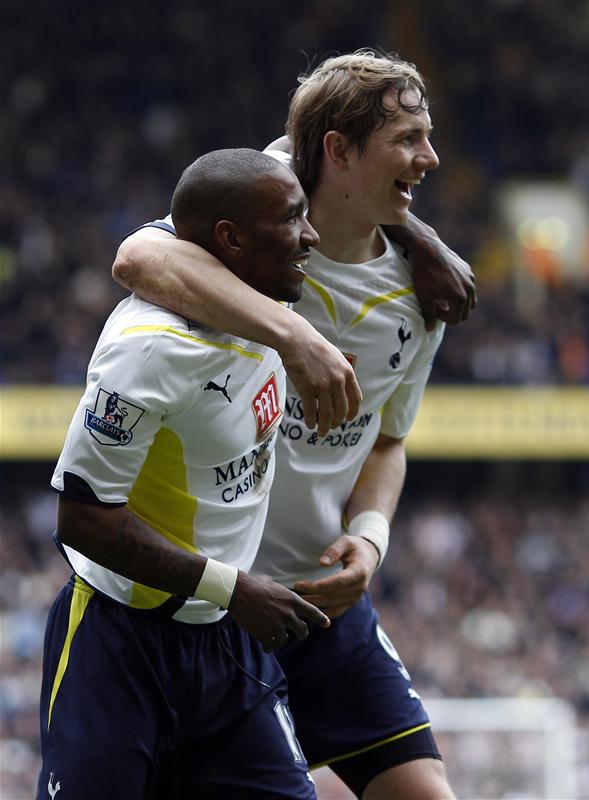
84, 388, 146, 446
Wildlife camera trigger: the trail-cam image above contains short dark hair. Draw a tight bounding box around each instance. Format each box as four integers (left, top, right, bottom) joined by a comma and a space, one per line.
171, 148, 283, 245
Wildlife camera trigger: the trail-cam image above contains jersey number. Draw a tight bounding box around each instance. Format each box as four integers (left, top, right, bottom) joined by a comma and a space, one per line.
273, 701, 305, 763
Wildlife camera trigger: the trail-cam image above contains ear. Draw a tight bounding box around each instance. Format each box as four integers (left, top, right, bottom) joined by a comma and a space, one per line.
214, 220, 245, 258
323, 131, 351, 172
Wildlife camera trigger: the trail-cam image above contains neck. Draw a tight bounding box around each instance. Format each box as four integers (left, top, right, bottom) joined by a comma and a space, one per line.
307, 185, 385, 264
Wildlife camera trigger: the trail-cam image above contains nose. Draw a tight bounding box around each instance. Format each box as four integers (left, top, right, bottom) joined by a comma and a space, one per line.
301, 218, 320, 248
416, 138, 439, 172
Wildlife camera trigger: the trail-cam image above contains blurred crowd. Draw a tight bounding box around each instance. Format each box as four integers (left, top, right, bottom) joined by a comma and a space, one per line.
1, 0, 589, 797
1, 462, 587, 797
1, 0, 588, 385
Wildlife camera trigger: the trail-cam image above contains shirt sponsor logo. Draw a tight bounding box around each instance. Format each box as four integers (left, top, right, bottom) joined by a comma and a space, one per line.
281, 394, 372, 446
252, 373, 281, 441
214, 438, 273, 503
84, 388, 145, 446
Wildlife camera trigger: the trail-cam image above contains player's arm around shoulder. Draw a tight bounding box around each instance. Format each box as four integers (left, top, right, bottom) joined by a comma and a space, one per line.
112, 224, 362, 435
383, 213, 477, 330
113, 226, 224, 317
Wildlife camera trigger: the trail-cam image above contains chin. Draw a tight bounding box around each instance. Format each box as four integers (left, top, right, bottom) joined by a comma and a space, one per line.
386, 208, 409, 226
269, 286, 302, 304
286, 288, 303, 304
281, 284, 303, 304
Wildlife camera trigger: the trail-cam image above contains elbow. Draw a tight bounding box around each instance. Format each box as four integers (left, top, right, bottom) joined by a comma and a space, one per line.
112, 241, 140, 291
375, 433, 405, 451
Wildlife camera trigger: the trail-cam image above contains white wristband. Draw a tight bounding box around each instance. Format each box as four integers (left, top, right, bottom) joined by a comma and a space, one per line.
347, 510, 390, 569
193, 559, 238, 609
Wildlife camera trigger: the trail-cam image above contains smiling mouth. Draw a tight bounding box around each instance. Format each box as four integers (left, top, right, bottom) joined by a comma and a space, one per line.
394, 179, 422, 200
291, 255, 309, 274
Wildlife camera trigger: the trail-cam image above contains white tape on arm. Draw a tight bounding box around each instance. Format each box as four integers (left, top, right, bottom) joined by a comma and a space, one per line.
347, 510, 390, 569
193, 558, 238, 609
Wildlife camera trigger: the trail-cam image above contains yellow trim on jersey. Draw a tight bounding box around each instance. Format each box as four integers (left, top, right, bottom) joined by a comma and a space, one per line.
127, 427, 197, 609
47, 577, 94, 729
120, 325, 264, 362
309, 722, 432, 770
350, 286, 414, 326
304, 276, 337, 324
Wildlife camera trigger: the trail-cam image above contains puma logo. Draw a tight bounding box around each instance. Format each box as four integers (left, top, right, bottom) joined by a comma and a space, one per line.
204, 374, 232, 403
48, 772, 61, 799
389, 319, 412, 369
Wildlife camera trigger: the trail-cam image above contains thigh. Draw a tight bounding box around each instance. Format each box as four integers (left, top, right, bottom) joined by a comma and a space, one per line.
37, 578, 168, 800
278, 593, 437, 769
363, 758, 454, 800
204, 692, 317, 800
158, 623, 317, 800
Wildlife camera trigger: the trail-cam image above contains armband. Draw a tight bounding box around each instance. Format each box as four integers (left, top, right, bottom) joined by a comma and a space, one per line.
193, 559, 238, 609
347, 510, 390, 569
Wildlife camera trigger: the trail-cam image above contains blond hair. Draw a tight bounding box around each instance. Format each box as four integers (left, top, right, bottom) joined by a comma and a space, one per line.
287, 49, 428, 195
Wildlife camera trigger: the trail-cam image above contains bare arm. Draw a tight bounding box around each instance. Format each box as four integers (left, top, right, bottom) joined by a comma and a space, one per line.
344, 433, 406, 522
113, 228, 361, 436
294, 433, 406, 617
58, 496, 328, 651
384, 214, 477, 329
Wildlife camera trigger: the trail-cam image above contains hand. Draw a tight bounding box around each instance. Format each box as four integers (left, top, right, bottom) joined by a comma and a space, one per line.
278, 314, 362, 436
229, 572, 330, 653
293, 535, 379, 619
383, 218, 477, 331
412, 238, 477, 331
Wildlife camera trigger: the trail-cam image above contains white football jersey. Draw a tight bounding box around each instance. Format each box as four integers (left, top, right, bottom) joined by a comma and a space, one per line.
252, 157, 445, 585
52, 295, 285, 623
142, 184, 445, 587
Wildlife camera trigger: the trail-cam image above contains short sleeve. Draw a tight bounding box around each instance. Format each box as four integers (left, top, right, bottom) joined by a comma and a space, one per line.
380, 324, 444, 439
123, 214, 176, 240
52, 330, 193, 504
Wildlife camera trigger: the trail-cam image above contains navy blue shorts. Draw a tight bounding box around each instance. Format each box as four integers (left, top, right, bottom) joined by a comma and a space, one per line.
277, 592, 441, 794
37, 576, 316, 800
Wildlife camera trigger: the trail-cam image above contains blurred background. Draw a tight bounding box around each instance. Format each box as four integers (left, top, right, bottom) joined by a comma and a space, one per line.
1, 0, 588, 797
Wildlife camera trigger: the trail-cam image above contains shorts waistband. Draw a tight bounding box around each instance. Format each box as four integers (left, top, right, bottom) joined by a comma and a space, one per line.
68, 574, 231, 628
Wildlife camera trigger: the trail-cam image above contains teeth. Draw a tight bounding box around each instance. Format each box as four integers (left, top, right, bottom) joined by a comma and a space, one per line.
293, 259, 308, 268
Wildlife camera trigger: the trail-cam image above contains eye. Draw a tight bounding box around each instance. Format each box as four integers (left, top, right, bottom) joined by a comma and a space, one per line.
286, 208, 304, 225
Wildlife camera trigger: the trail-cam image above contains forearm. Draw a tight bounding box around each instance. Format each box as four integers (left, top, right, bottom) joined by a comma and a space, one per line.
58, 497, 204, 597
382, 212, 476, 327
345, 434, 406, 524
295, 435, 406, 606
113, 229, 303, 351
383, 211, 437, 252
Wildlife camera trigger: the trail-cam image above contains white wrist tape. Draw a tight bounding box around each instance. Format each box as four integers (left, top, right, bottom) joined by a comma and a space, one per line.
193, 559, 238, 609
347, 510, 390, 569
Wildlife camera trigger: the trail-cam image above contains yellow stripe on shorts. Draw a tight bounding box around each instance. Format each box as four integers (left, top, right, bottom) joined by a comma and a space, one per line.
47, 577, 94, 729
309, 722, 432, 770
